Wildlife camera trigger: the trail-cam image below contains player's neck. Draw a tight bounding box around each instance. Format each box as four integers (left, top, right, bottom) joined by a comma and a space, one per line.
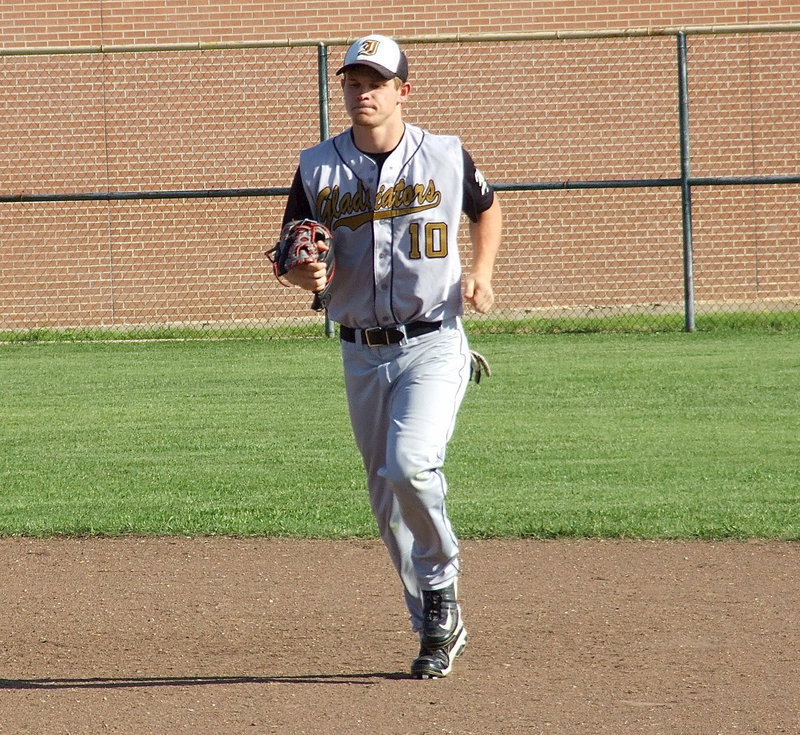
351, 121, 406, 154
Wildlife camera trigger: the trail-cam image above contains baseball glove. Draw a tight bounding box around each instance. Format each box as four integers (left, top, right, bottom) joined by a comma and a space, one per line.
469, 350, 492, 384
266, 218, 335, 312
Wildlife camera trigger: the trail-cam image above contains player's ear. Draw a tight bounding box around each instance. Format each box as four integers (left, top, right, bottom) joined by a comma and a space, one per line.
398, 80, 412, 101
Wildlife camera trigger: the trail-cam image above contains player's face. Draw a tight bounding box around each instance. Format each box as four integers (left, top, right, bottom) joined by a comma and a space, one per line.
341, 67, 409, 129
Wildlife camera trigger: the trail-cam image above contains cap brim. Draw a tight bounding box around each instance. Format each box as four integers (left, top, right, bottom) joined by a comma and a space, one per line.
335, 61, 397, 79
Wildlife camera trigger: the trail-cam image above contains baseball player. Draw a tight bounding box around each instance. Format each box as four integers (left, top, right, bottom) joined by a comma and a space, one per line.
280, 34, 502, 678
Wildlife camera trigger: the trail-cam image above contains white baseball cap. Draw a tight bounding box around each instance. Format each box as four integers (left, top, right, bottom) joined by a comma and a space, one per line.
336, 34, 409, 82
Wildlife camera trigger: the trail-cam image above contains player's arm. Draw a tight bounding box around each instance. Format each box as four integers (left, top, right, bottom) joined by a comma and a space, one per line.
466, 198, 501, 313
280, 167, 328, 293
462, 150, 501, 314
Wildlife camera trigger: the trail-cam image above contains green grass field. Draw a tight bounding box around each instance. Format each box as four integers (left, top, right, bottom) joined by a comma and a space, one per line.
1, 330, 798, 539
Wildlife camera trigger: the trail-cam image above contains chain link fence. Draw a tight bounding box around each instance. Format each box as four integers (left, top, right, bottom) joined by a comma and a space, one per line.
1, 28, 799, 340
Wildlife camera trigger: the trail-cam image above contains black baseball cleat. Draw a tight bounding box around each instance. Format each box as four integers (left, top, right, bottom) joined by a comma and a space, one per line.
410, 624, 468, 679
420, 584, 462, 648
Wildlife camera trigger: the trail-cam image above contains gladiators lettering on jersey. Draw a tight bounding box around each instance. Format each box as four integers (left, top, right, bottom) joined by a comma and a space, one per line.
317, 179, 442, 232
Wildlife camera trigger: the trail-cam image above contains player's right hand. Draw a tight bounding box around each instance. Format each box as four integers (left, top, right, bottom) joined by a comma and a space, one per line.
283, 261, 329, 293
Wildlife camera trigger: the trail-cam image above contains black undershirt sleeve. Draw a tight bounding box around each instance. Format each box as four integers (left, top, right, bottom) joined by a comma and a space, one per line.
462, 148, 495, 223
282, 167, 313, 226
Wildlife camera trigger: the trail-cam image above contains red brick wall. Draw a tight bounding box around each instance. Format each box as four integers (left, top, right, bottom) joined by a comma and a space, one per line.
3, 1, 799, 46
2, 2, 799, 332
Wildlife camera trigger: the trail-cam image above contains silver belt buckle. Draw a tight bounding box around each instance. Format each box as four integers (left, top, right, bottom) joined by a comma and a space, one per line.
364, 325, 405, 347
364, 327, 387, 347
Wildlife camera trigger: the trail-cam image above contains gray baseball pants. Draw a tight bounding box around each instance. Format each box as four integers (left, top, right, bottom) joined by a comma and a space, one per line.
341, 316, 472, 632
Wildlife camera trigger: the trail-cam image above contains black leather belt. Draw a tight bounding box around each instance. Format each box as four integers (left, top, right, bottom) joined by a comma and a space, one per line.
340, 321, 442, 347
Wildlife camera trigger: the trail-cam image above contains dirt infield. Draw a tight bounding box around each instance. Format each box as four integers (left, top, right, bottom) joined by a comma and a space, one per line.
1, 538, 798, 734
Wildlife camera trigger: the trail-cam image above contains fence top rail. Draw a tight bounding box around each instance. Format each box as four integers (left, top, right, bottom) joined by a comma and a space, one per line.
2, 23, 800, 57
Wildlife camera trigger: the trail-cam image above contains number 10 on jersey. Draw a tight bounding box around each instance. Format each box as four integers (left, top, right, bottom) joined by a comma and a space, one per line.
408, 222, 449, 259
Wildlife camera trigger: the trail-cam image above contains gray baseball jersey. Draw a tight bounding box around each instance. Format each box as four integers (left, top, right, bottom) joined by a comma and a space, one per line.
297, 123, 466, 328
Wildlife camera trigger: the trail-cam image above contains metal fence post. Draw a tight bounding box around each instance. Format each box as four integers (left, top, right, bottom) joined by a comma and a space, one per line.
677, 31, 696, 332
317, 42, 335, 337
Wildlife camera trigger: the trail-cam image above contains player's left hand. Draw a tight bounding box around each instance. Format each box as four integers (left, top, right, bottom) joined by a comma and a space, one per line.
464, 276, 495, 314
